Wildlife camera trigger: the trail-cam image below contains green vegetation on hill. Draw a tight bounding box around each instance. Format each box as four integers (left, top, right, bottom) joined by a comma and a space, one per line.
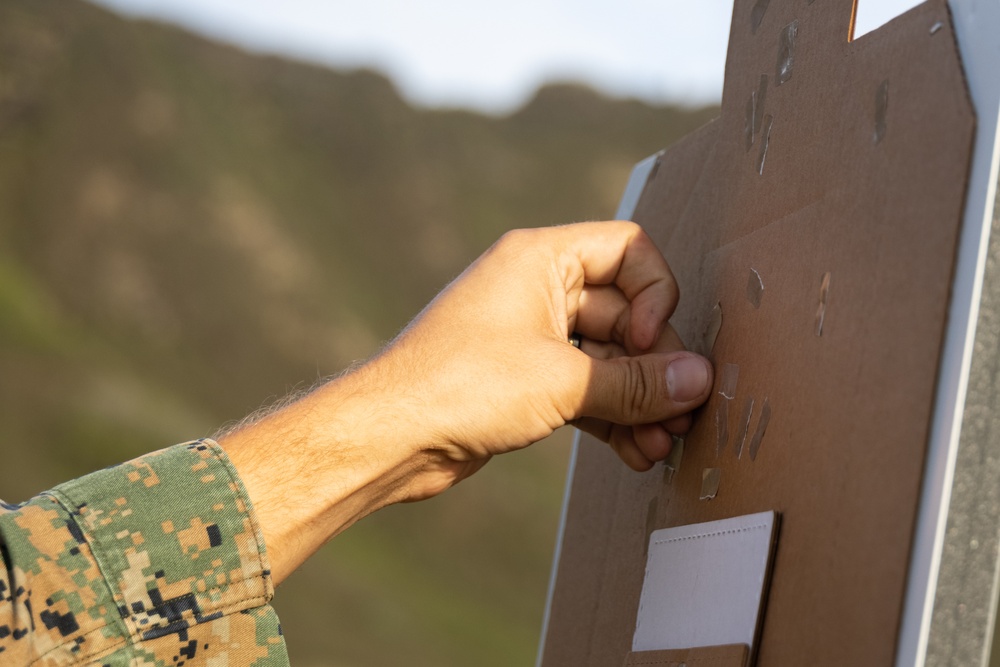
0, 1, 718, 664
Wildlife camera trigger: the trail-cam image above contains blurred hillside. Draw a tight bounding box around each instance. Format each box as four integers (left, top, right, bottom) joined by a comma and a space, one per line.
0, 1, 717, 664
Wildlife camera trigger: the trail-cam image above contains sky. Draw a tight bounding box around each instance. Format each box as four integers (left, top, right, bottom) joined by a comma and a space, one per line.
89, 0, 925, 113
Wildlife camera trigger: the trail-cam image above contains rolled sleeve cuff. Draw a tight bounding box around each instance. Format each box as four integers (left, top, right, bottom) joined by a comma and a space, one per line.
47, 439, 282, 663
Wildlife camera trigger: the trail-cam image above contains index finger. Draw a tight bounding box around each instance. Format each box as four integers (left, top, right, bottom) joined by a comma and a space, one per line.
559, 221, 678, 351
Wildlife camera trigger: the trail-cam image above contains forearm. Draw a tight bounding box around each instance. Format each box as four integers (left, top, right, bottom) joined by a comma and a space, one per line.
217, 361, 442, 585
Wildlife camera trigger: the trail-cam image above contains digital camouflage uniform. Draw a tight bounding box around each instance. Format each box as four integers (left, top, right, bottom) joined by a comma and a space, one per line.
0, 440, 289, 666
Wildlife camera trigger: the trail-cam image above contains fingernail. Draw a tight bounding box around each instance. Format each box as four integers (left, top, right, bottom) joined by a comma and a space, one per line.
666, 356, 710, 403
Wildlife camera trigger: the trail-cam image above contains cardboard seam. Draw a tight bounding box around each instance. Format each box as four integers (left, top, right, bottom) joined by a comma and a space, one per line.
651, 524, 770, 546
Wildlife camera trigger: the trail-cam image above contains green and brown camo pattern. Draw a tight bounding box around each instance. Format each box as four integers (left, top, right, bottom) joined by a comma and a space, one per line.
0, 440, 289, 666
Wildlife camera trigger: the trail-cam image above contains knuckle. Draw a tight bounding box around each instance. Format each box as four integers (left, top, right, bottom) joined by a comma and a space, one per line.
619, 358, 659, 422
497, 228, 531, 251
618, 219, 642, 234
666, 278, 680, 305
492, 229, 541, 266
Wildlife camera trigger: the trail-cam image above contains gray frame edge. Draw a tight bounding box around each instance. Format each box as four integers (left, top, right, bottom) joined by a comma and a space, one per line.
898, 1, 1000, 665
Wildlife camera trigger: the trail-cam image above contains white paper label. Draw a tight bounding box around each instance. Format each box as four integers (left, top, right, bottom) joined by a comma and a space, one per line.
633, 510, 778, 652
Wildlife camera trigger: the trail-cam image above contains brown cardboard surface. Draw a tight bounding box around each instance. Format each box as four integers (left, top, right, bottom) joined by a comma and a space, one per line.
622, 644, 749, 667
541, 1, 975, 665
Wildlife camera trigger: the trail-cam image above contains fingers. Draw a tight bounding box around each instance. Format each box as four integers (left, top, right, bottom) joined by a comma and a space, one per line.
573, 347, 710, 468
575, 285, 630, 344
582, 352, 713, 425
619, 243, 679, 351
663, 413, 692, 435
577, 335, 627, 360
517, 222, 700, 472
576, 286, 688, 359
576, 331, 693, 432
571, 283, 706, 470
608, 425, 655, 472
561, 222, 678, 351
571, 422, 673, 472
632, 423, 673, 461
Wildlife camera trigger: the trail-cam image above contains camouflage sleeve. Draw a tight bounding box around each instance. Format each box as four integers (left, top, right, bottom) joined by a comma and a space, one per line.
0, 439, 289, 666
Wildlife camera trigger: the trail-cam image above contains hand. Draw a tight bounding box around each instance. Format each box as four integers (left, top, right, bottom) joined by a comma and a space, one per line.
376, 221, 713, 495
220, 221, 713, 583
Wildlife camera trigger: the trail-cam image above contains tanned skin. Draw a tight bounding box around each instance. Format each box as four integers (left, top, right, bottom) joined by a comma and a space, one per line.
219, 221, 714, 584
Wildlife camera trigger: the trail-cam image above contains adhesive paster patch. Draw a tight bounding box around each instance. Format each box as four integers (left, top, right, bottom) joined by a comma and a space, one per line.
633, 511, 779, 653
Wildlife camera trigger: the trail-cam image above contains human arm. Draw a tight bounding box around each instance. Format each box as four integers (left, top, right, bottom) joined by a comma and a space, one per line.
219, 221, 714, 584
0, 221, 711, 664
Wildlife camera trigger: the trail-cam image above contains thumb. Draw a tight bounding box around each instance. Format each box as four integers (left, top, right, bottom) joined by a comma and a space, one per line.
581, 352, 713, 424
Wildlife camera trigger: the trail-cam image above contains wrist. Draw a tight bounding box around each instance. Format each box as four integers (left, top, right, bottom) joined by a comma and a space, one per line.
218, 364, 427, 583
